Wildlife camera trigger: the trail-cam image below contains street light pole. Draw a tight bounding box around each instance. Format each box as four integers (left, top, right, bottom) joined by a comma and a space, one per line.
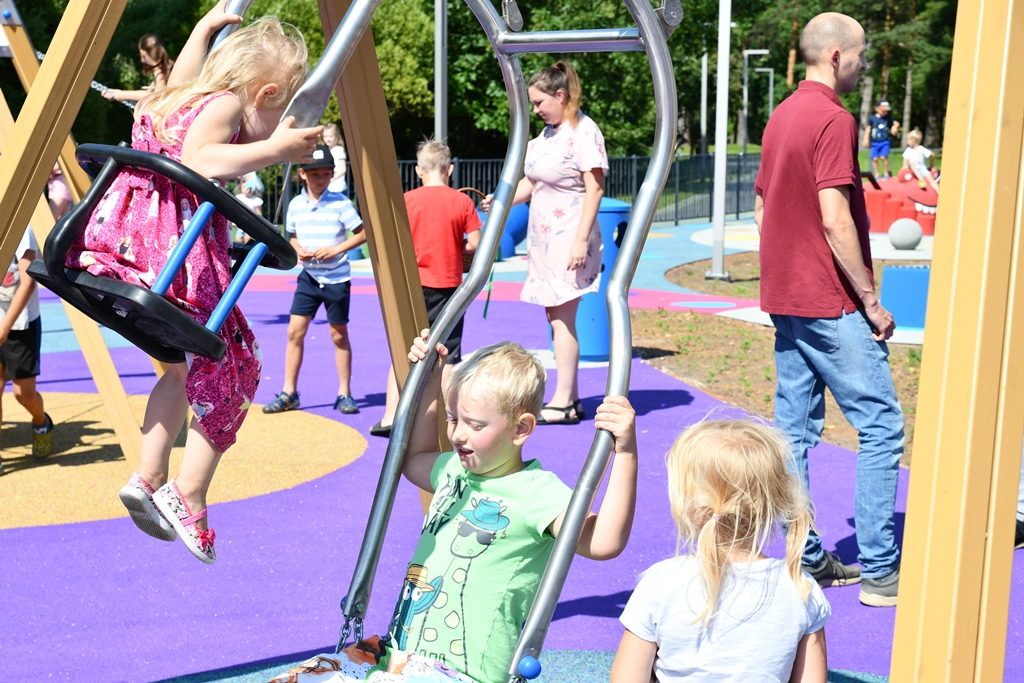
700, 52, 708, 155
755, 67, 775, 118
434, 0, 448, 142
741, 49, 768, 154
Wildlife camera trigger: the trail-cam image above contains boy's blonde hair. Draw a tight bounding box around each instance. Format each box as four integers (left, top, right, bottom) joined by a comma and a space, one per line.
416, 139, 452, 174
445, 341, 545, 423
138, 17, 308, 146
667, 419, 814, 628
907, 129, 923, 143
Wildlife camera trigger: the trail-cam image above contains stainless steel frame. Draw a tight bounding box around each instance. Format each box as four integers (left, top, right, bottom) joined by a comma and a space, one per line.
288, 0, 678, 676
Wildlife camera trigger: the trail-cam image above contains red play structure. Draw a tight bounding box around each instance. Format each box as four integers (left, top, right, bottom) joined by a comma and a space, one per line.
863, 172, 939, 236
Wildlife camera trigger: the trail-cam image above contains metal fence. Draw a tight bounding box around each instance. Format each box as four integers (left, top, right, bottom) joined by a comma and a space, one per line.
248, 153, 760, 227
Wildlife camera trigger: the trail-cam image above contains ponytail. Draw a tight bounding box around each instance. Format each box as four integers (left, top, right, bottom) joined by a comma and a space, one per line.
527, 60, 583, 127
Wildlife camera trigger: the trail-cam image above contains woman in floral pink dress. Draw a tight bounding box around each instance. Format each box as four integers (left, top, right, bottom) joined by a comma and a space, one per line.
67, 3, 322, 564
493, 61, 608, 425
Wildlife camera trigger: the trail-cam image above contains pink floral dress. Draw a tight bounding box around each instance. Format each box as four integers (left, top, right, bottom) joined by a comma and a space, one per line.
520, 113, 609, 307
66, 92, 260, 452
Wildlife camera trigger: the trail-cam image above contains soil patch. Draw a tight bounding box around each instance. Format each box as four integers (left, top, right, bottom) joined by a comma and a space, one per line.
631, 252, 921, 466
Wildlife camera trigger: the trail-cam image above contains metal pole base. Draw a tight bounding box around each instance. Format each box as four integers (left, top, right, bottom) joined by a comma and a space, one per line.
705, 270, 731, 281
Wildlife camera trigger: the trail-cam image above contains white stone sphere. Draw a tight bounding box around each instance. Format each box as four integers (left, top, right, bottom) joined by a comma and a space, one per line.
888, 217, 923, 250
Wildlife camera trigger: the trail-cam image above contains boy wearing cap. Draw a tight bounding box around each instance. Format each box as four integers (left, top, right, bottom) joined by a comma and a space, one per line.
862, 101, 901, 179
264, 145, 367, 416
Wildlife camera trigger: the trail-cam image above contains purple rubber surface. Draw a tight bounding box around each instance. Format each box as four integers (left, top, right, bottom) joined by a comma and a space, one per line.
2, 280, 1022, 681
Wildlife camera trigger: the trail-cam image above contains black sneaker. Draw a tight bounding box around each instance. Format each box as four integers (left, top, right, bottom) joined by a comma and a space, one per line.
263, 391, 300, 414
803, 550, 862, 588
860, 566, 899, 607
1015, 519, 1024, 550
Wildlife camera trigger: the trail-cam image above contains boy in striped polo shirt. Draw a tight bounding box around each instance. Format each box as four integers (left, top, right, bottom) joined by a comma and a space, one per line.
264, 146, 367, 415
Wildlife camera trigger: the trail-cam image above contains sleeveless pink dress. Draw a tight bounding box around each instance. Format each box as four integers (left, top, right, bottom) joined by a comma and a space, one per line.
520, 113, 609, 307
66, 92, 260, 452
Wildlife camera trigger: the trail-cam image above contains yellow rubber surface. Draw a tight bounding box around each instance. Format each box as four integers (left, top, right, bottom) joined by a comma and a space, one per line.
0, 392, 366, 528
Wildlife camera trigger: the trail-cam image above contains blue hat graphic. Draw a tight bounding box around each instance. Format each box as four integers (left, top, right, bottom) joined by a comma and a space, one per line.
460, 499, 510, 531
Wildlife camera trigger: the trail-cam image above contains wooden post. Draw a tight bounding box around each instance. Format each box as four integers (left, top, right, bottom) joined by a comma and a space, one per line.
0, 0, 142, 467
0, 86, 142, 468
890, 0, 1024, 680
316, 0, 447, 510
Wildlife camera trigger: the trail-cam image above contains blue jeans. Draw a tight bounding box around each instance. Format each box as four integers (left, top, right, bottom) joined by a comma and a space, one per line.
771, 311, 904, 579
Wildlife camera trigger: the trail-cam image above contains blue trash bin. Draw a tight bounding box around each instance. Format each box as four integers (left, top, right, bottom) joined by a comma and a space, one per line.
574, 198, 630, 362
477, 203, 530, 260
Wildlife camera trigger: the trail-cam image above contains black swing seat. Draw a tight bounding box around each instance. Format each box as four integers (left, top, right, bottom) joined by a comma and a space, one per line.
28, 144, 297, 364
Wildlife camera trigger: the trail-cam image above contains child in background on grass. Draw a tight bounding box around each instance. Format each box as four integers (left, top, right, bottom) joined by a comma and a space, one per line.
0, 227, 54, 475
271, 331, 638, 683
900, 129, 939, 194
67, 1, 321, 564
611, 419, 830, 683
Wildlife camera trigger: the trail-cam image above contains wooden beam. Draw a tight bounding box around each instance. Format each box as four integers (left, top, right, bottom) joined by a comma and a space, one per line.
0, 0, 142, 467
0, 0, 126, 272
316, 0, 447, 510
0, 85, 142, 468
890, 0, 1024, 679
1, 22, 92, 200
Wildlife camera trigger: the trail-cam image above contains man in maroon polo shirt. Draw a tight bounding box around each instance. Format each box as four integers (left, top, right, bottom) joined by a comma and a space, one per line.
755, 12, 904, 608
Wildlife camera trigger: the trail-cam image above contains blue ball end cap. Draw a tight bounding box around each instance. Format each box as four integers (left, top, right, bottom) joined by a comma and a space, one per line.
518, 656, 542, 679
2, 10, 10, 18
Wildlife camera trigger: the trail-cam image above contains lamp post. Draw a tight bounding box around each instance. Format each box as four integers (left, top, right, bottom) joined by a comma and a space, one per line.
434, 0, 447, 142
755, 67, 775, 119
742, 49, 768, 154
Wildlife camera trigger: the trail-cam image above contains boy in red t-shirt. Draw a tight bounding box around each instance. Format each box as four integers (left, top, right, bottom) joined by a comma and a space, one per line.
370, 140, 482, 436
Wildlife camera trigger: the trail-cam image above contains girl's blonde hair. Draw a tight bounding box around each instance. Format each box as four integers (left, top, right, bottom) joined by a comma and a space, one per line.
322, 122, 345, 148
446, 341, 546, 423
138, 17, 308, 146
527, 60, 583, 128
667, 418, 814, 628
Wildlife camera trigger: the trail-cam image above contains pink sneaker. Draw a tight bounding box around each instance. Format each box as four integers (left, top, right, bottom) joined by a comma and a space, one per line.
152, 480, 217, 564
118, 474, 177, 542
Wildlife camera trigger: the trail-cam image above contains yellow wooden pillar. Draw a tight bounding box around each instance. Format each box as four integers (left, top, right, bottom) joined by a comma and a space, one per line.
891, 0, 1024, 680
317, 0, 446, 509
0, 0, 142, 467
316, 0, 429, 385
1, 18, 92, 200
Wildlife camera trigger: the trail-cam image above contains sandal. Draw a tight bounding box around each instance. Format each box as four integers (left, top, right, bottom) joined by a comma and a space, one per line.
118, 473, 177, 542
369, 421, 392, 437
536, 402, 582, 425
152, 480, 217, 564
263, 391, 299, 414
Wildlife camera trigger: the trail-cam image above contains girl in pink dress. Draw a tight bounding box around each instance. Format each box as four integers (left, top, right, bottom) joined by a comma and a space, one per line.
487, 61, 608, 425
67, 1, 322, 564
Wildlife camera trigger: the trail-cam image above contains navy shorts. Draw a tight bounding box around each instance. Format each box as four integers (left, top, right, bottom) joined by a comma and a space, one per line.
0, 317, 41, 381
290, 270, 351, 325
423, 286, 464, 363
870, 140, 891, 160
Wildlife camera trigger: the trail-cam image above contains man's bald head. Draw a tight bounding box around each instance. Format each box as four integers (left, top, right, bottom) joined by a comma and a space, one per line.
800, 13, 864, 66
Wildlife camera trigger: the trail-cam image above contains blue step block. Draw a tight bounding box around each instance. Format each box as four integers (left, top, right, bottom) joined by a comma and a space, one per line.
879, 265, 930, 330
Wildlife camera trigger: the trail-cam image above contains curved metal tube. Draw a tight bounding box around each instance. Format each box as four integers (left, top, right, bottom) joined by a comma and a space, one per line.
506, 0, 677, 676
211, 0, 254, 49
282, 0, 385, 128
341, 0, 530, 622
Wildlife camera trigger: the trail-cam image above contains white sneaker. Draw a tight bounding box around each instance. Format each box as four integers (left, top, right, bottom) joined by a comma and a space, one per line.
119, 474, 177, 542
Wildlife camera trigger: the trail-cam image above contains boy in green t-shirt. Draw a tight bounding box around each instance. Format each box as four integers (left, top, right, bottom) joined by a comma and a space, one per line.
273, 333, 637, 683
